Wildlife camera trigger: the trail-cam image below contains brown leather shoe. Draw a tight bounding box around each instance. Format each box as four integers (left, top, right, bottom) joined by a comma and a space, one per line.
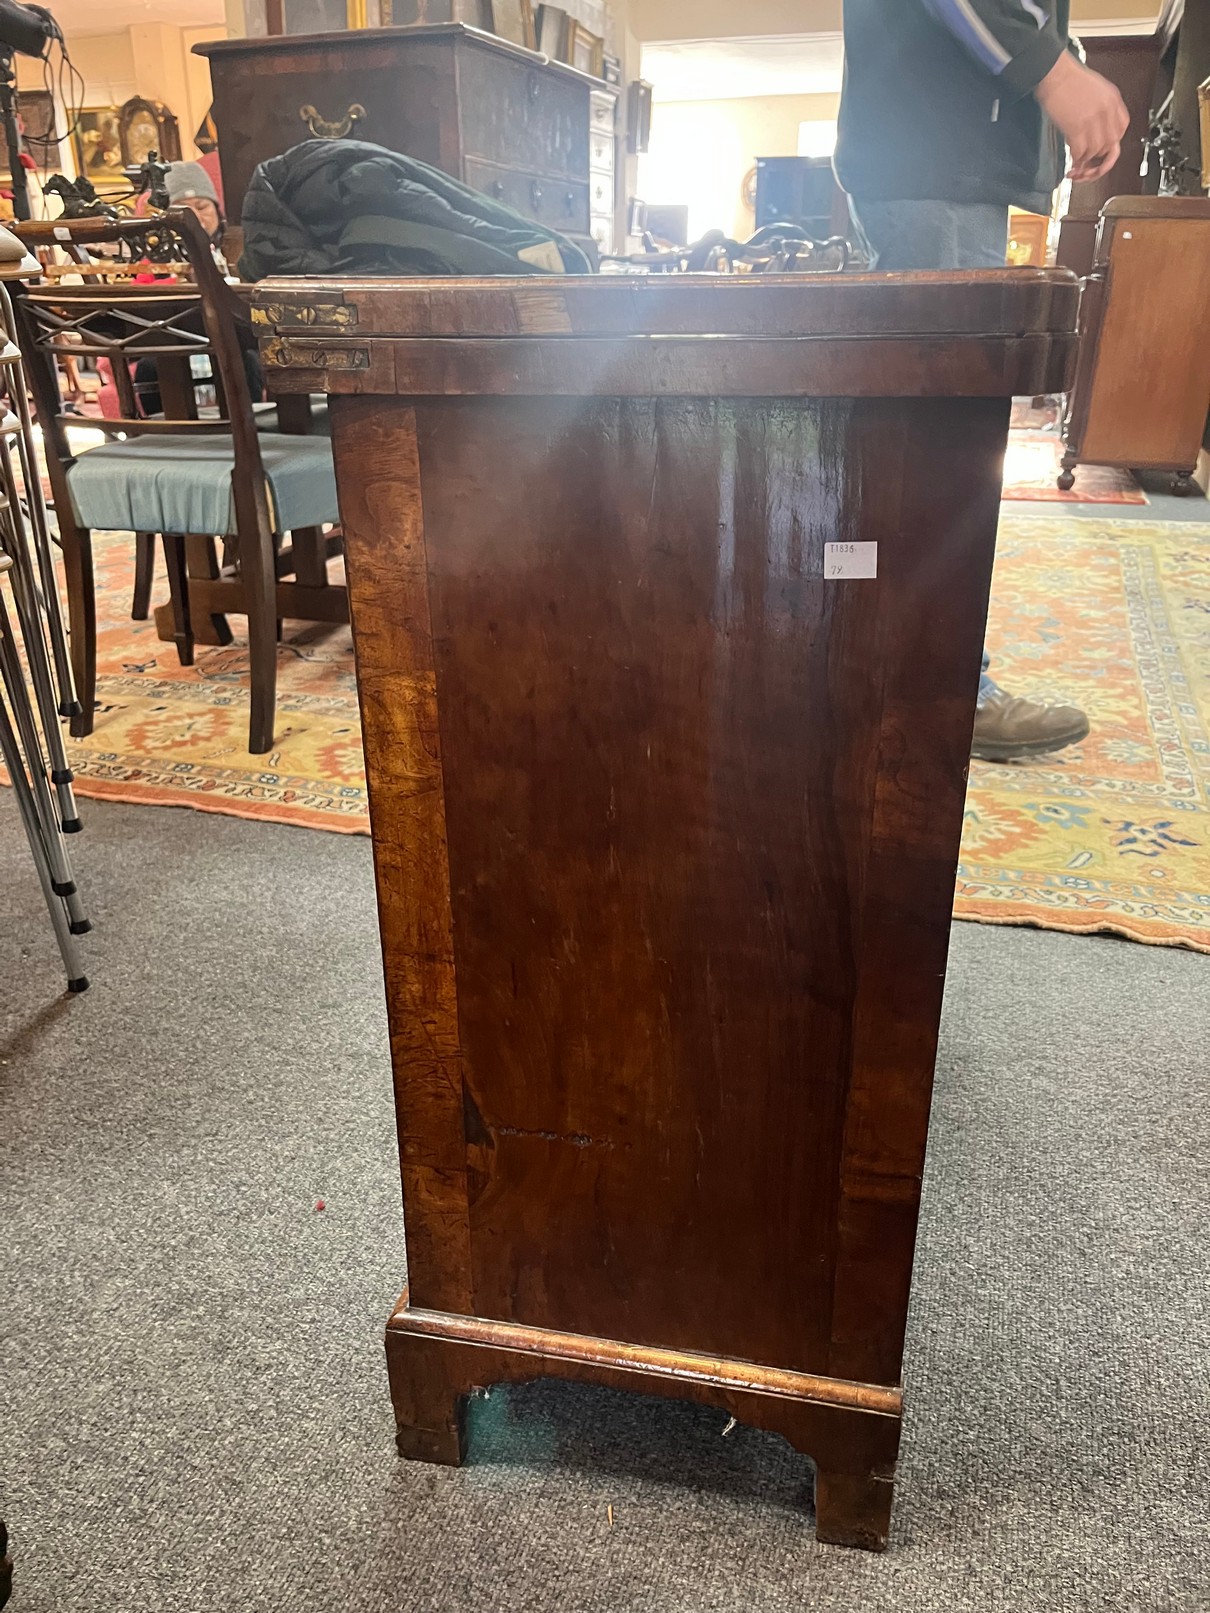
971, 686, 1090, 762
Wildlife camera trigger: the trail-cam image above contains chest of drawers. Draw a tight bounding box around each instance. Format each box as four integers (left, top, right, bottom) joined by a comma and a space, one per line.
253, 269, 1079, 1552
195, 23, 615, 244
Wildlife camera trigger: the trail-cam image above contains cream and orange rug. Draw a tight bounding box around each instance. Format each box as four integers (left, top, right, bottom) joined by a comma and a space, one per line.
960, 514, 1207, 951
58, 531, 368, 833
8, 514, 1209, 951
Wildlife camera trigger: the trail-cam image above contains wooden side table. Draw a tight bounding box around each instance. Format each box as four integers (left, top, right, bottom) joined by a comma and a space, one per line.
1060, 196, 1210, 495
255, 270, 1077, 1551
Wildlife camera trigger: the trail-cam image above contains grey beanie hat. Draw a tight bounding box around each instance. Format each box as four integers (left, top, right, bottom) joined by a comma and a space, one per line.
166, 160, 219, 208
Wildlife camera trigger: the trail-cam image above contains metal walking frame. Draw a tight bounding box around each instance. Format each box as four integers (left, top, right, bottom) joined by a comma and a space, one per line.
0, 250, 90, 992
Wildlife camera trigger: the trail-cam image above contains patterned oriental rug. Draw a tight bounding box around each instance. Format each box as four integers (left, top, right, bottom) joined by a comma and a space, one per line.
5, 515, 1208, 952
960, 515, 1208, 951
1000, 431, 1147, 504
52, 533, 368, 834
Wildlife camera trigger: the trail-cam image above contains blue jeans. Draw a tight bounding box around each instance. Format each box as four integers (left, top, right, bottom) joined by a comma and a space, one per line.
848, 198, 1010, 705
846, 198, 1009, 273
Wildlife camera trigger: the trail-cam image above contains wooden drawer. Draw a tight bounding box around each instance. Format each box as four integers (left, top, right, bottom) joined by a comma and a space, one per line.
458, 43, 589, 178
205, 41, 454, 220
588, 169, 614, 216
589, 127, 614, 175
465, 159, 590, 234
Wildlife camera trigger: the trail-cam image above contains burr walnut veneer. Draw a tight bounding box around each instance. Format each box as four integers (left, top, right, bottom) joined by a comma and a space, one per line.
254, 270, 1078, 1550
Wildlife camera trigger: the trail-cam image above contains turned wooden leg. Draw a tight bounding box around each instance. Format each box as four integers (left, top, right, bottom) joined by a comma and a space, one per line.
813, 1464, 896, 1551
1172, 468, 1197, 497
1056, 452, 1077, 493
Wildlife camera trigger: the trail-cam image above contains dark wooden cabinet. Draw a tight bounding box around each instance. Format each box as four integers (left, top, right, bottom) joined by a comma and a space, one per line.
1158, 0, 1210, 184
194, 23, 614, 238
755, 155, 850, 239
1061, 195, 1210, 493
254, 269, 1078, 1552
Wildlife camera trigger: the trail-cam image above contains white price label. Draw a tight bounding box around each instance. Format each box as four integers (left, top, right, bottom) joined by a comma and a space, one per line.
824, 541, 877, 580
53, 225, 71, 241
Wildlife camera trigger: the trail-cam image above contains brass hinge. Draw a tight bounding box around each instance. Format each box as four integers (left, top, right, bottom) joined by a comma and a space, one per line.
252, 301, 359, 332
261, 336, 369, 371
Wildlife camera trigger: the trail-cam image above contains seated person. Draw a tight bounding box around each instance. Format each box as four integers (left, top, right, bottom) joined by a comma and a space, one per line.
161, 160, 229, 272
134, 161, 260, 414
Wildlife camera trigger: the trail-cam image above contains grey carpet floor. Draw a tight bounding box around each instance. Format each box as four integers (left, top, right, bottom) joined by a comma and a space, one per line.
0, 795, 1207, 1613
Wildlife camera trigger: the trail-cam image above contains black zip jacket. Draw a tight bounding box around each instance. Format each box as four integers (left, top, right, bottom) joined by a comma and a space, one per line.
239, 139, 591, 280
835, 0, 1070, 214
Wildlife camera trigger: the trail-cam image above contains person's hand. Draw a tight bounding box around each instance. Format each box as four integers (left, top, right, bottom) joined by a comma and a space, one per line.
1035, 52, 1130, 182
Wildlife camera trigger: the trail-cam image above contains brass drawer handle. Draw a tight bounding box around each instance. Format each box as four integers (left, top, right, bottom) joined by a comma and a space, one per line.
299, 102, 367, 139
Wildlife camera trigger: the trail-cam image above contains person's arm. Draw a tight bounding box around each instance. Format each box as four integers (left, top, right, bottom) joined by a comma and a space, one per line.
919, 1, 1129, 182
1034, 52, 1130, 181
920, 0, 1064, 92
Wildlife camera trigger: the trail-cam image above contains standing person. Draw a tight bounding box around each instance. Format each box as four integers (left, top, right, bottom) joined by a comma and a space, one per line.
835, 0, 1129, 761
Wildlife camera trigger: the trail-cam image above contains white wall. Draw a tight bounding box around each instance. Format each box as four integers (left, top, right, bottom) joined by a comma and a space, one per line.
639, 91, 839, 240
633, 1, 839, 43
17, 30, 138, 104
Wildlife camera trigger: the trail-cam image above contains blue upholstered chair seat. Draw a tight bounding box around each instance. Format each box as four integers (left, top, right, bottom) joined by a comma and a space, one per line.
67, 431, 339, 537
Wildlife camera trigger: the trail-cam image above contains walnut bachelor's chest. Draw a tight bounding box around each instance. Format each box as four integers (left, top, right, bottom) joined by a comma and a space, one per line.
253, 270, 1078, 1550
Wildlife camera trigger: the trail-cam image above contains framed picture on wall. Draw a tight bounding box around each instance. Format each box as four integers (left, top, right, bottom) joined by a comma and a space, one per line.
535, 4, 567, 58
567, 20, 604, 77
71, 108, 127, 195
489, 0, 537, 50
15, 90, 58, 172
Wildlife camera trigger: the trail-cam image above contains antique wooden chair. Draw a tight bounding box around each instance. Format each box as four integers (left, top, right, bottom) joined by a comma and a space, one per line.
13, 212, 341, 754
